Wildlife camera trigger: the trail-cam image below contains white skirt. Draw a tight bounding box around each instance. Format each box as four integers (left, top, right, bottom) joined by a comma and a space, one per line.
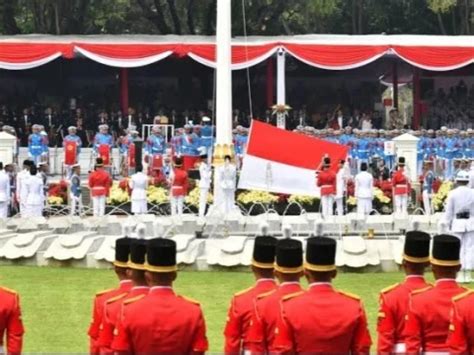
131, 199, 147, 214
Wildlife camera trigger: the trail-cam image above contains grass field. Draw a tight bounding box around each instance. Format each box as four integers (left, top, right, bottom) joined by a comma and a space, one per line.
0, 266, 432, 352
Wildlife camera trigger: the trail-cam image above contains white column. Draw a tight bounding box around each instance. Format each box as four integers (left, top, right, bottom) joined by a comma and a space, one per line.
276, 48, 286, 129
215, 0, 232, 145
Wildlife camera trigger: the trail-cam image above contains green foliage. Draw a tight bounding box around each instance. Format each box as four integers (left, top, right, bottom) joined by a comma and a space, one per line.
426, 0, 457, 13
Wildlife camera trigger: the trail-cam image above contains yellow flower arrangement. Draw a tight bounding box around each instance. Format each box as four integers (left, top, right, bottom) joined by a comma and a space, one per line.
185, 187, 213, 207
146, 185, 169, 205
432, 180, 453, 212
288, 195, 318, 205
237, 190, 278, 205
347, 196, 357, 206
107, 182, 130, 205
374, 187, 391, 204
47, 196, 64, 205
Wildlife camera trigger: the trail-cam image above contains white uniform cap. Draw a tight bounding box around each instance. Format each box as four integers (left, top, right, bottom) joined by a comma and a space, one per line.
99, 124, 109, 130
202, 116, 211, 122
455, 170, 470, 182
152, 125, 160, 133
68, 126, 77, 131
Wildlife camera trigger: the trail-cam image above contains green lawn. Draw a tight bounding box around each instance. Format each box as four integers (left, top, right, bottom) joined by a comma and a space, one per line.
0, 266, 431, 352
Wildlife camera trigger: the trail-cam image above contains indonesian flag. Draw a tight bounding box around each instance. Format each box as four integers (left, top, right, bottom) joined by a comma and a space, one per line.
64, 140, 77, 165
239, 120, 349, 196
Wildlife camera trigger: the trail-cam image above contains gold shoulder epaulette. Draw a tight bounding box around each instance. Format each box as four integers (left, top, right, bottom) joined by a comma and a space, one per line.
453, 289, 474, 302
338, 290, 361, 300
412, 285, 432, 295
380, 283, 399, 294
282, 291, 304, 301
234, 286, 253, 297
179, 295, 201, 305
257, 290, 275, 300
123, 294, 146, 305
106, 293, 127, 304
0, 286, 17, 295
96, 288, 114, 297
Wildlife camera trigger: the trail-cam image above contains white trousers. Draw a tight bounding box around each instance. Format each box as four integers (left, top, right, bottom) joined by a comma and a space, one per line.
394, 195, 408, 214
223, 189, 235, 215
70, 194, 83, 216
422, 190, 432, 215
0, 201, 8, 218
357, 197, 372, 215
321, 195, 334, 217
454, 232, 474, 271
171, 196, 184, 216
131, 199, 147, 215
335, 197, 344, 216
199, 188, 209, 217
92, 196, 106, 217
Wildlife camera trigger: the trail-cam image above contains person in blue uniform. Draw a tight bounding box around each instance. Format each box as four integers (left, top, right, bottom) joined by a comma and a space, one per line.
445, 129, 460, 179
63, 126, 82, 178
146, 125, 166, 162
200, 116, 214, 158
28, 124, 47, 165
93, 124, 113, 154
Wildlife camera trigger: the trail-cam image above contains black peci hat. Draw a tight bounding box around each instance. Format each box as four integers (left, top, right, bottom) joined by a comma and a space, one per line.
145, 238, 177, 272
252, 236, 277, 269
398, 157, 405, 166
305, 237, 337, 272
431, 234, 461, 267
323, 157, 331, 167
403, 231, 431, 263
114, 238, 131, 268
128, 239, 148, 270
96, 157, 104, 167
275, 239, 303, 273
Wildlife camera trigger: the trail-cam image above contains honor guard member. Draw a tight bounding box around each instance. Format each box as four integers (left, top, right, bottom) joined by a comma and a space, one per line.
355, 162, 374, 216
275, 237, 372, 353
88, 158, 112, 217
0, 163, 11, 218
70, 164, 82, 216
392, 157, 411, 215
442, 170, 474, 283
0, 285, 24, 355
218, 155, 237, 215
119, 128, 137, 176
88, 237, 132, 354
63, 126, 82, 178
112, 238, 209, 354
198, 149, 212, 218
129, 165, 148, 215
224, 232, 277, 354
169, 157, 188, 217
247, 236, 304, 353
100, 232, 149, 353
404, 234, 467, 352
145, 125, 166, 171
23, 165, 44, 217
28, 124, 47, 165
335, 159, 350, 216
448, 289, 474, 352
445, 129, 460, 179
200, 116, 214, 157
377, 229, 431, 353
180, 124, 199, 170
93, 125, 113, 167
422, 159, 435, 215
16, 160, 32, 215
317, 157, 336, 218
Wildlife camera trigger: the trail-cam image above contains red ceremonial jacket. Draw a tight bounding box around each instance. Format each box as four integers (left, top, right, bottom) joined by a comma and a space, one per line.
88, 280, 133, 354
112, 287, 208, 354
0, 287, 24, 355
88, 168, 112, 197
448, 290, 474, 353
404, 279, 467, 352
246, 282, 303, 353
274, 283, 372, 354
392, 168, 411, 195
171, 168, 189, 197
224, 279, 277, 354
377, 276, 431, 353
317, 169, 336, 196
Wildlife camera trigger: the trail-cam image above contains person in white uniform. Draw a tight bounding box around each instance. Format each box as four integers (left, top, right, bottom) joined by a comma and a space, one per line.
335, 159, 350, 216
129, 165, 148, 215
198, 152, 212, 218
442, 170, 474, 283
218, 155, 237, 215
23, 165, 44, 217
0, 163, 11, 218
354, 162, 374, 216
469, 160, 474, 189
16, 160, 32, 216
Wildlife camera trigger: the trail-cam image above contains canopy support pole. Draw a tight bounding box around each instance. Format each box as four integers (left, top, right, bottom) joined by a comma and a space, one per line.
276, 49, 286, 129
119, 68, 129, 117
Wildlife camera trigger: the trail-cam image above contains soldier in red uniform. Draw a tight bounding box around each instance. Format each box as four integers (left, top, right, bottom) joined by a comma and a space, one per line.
223, 233, 277, 354
88, 158, 112, 217
404, 234, 467, 352
275, 237, 372, 353
377, 229, 431, 353
169, 157, 189, 217
88, 237, 132, 355
99, 238, 149, 354
317, 157, 336, 218
448, 289, 474, 352
392, 157, 411, 215
112, 238, 208, 354
246, 238, 304, 353
0, 286, 24, 355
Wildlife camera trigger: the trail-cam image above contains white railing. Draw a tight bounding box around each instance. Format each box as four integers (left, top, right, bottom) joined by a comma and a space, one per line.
141, 124, 175, 142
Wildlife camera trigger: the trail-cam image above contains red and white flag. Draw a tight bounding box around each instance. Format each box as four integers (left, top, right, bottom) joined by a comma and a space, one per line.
239, 120, 349, 196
